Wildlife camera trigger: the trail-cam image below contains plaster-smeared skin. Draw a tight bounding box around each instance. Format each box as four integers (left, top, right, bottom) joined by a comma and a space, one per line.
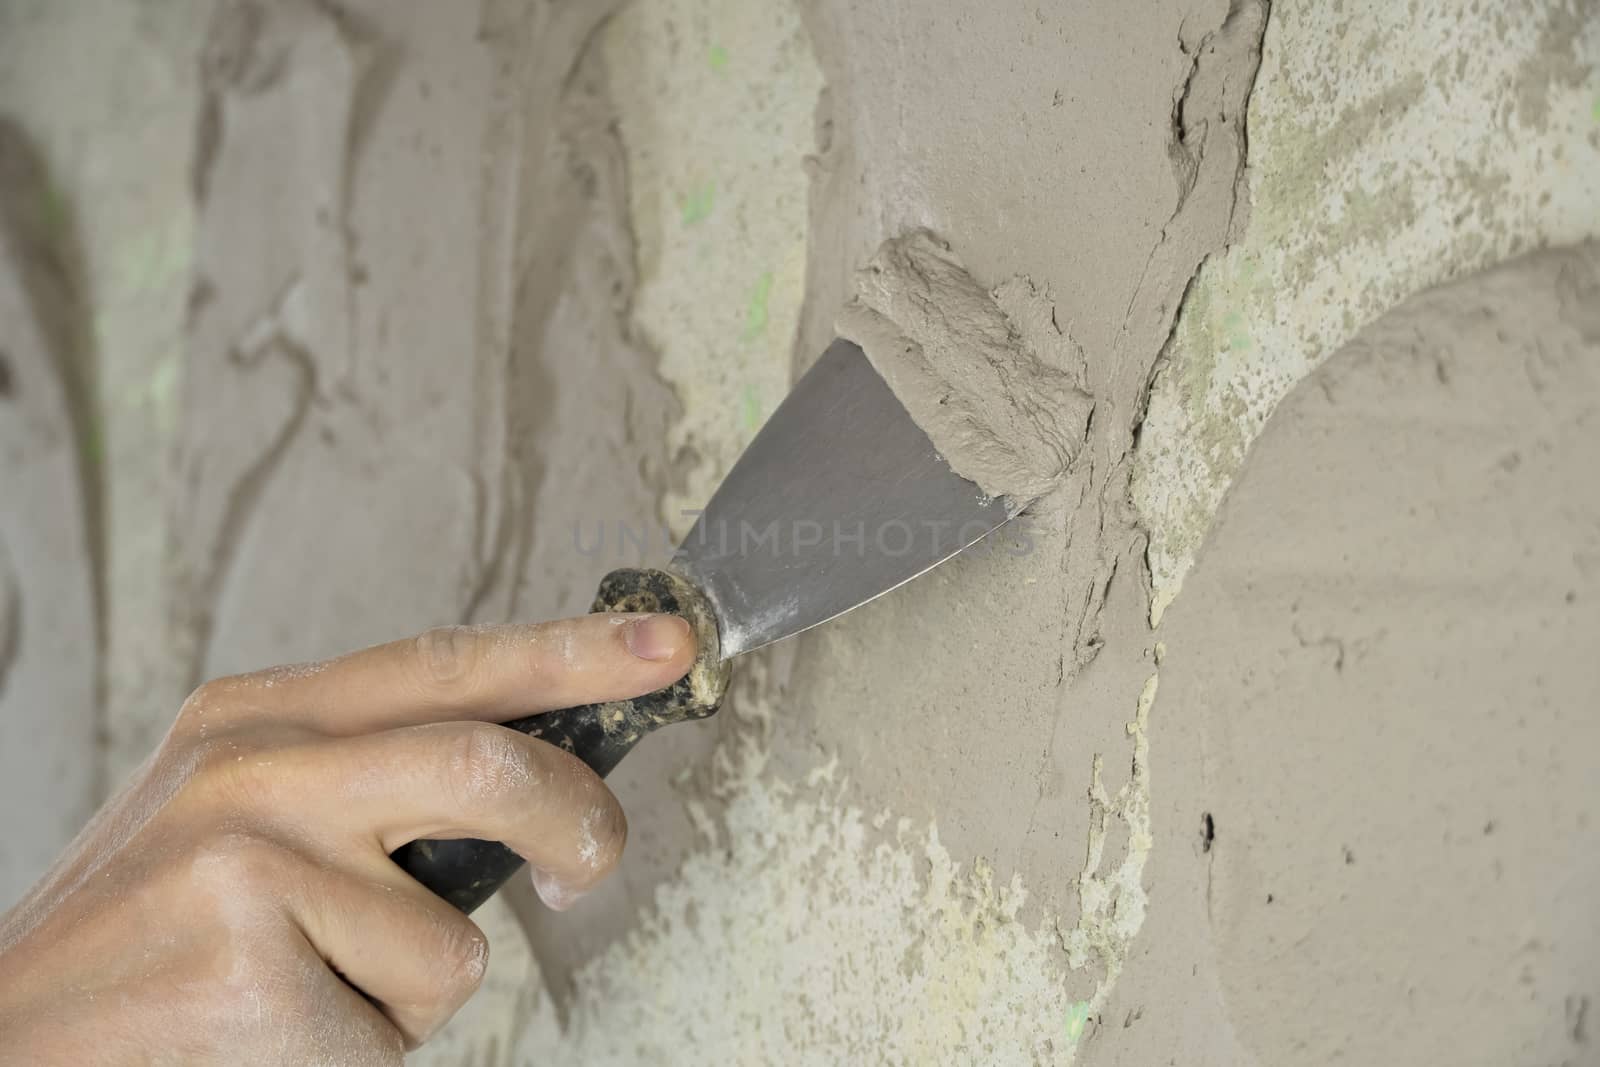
0, 609, 685, 1065
1113, 244, 1600, 1066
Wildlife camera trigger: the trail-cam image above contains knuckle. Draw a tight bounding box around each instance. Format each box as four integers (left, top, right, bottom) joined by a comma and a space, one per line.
175, 674, 276, 736
448, 725, 538, 809
179, 677, 238, 720
413, 625, 480, 691
187, 830, 288, 893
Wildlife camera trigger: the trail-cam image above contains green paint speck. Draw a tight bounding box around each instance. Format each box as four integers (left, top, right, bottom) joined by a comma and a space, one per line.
143, 353, 182, 434
1065, 1001, 1091, 1042
37, 183, 68, 241
80, 413, 104, 470
1221, 309, 1251, 352
740, 384, 762, 432
708, 44, 729, 73
1592, 94, 1600, 123
681, 182, 715, 225
742, 271, 774, 341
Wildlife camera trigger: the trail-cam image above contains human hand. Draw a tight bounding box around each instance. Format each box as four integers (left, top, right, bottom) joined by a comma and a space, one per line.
0, 613, 695, 1065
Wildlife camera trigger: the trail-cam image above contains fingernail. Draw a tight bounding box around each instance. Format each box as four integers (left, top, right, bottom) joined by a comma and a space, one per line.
532, 869, 588, 911
623, 613, 691, 662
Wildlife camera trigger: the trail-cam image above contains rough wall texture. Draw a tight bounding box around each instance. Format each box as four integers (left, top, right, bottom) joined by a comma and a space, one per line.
1117, 243, 1600, 1066
0, 0, 208, 794
0, 0, 1596, 1064
0, 119, 98, 906
1134, 0, 1600, 621
0, 0, 209, 901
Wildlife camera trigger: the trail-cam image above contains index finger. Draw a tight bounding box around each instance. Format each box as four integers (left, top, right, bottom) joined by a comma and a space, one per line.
226, 613, 696, 735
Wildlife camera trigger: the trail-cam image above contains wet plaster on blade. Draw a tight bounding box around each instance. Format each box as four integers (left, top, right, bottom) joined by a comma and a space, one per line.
1108, 244, 1600, 1065
1134, 0, 1600, 622
835, 229, 1092, 501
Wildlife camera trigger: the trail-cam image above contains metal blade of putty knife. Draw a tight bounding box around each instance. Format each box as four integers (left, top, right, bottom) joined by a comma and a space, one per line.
395, 338, 1022, 912
674, 337, 1016, 659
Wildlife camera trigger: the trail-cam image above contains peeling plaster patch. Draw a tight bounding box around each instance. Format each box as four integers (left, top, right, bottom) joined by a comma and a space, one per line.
493, 648, 1156, 1066
505, 698, 1154, 1066
601, 0, 823, 534
1133, 0, 1600, 622
1061, 671, 1155, 1024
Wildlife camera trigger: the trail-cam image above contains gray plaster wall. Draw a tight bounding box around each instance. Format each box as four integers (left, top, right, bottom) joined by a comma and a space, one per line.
1, 1, 1597, 1063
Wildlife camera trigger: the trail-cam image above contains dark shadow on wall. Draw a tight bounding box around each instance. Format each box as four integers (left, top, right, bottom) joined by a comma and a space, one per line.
0, 116, 104, 769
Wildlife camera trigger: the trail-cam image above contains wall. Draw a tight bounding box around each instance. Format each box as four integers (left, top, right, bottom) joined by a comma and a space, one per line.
0, 0, 208, 903
0, 1, 1596, 1064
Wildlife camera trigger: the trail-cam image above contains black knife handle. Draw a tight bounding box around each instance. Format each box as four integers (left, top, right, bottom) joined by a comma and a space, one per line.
389, 567, 731, 913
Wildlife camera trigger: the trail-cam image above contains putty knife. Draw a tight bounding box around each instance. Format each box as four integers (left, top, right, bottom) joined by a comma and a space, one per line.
394, 339, 1022, 912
